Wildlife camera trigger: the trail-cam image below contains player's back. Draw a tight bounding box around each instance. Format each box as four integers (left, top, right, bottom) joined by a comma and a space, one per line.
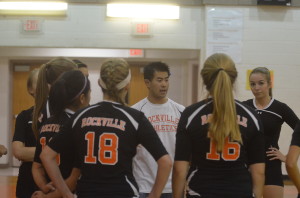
70, 101, 167, 198
175, 98, 265, 197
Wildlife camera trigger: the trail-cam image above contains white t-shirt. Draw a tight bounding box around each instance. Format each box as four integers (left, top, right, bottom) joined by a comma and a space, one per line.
132, 98, 185, 193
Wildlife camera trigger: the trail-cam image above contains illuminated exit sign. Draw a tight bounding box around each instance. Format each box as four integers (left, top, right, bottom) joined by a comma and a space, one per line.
129, 49, 144, 57
22, 18, 43, 33
132, 22, 152, 36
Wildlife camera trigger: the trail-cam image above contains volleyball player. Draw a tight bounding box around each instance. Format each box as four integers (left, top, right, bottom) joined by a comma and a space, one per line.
173, 53, 265, 198
32, 70, 90, 197
32, 57, 78, 138
12, 68, 39, 198
132, 62, 184, 198
39, 58, 172, 198
244, 67, 299, 198
286, 121, 300, 198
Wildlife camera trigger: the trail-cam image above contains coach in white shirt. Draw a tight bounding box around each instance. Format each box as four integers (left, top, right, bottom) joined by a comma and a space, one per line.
132, 62, 185, 198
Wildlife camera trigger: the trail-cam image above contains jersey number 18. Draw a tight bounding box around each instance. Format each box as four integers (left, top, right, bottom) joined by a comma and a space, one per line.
84, 132, 119, 165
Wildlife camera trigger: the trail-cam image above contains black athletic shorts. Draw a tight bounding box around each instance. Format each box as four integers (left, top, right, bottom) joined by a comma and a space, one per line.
265, 159, 283, 186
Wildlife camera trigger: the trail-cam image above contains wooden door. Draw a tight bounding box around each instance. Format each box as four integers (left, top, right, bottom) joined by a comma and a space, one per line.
12, 63, 41, 166
128, 62, 148, 106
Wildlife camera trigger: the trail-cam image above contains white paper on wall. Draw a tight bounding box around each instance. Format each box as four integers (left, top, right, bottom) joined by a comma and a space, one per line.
206, 7, 244, 63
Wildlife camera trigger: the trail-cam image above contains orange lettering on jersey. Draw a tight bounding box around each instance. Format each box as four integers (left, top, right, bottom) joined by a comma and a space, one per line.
201, 114, 212, 125
40, 124, 60, 133
81, 117, 126, 131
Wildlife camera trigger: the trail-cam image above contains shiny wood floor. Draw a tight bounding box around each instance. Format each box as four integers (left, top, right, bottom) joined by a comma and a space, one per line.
0, 168, 298, 198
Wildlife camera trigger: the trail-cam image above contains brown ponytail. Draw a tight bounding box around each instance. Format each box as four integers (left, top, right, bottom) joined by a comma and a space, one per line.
32, 57, 77, 138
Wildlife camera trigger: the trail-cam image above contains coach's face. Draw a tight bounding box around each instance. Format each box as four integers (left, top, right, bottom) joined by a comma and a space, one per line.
145, 71, 169, 100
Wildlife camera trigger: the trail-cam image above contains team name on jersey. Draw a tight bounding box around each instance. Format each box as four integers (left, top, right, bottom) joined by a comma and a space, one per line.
147, 114, 179, 125
40, 124, 60, 133
201, 114, 248, 127
81, 117, 126, 131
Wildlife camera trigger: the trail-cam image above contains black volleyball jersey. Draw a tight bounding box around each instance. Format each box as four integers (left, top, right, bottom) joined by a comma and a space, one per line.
13, 107, 38, 197
175, 99, 265, 197
291, 121, 300, 147
34, 109, 74, 179
48, 101, 168, 198
13, 106, 36, 147
244, 98, 299, 149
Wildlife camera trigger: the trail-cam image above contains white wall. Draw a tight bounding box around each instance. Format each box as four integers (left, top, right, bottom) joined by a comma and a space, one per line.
206, 5, 300, 174
0, 5, 202, 49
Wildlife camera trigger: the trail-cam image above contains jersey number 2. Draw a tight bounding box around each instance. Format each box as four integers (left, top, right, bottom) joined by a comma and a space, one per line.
206, 137, 240, 161
84, 132, 119, 165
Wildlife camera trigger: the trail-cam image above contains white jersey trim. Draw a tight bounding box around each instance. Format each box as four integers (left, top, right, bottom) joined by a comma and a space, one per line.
252, 98, 275, 110
46, 100, 50, 119
125, 175, 139, 198
236, 101, 260, 131
72, 105, 100, 128
260, 109, 282, 119
113, 105, 139, 130
186, 101, 212, 129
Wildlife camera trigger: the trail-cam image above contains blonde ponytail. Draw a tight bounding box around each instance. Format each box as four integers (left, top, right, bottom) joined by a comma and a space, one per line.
201, 53, 242, 152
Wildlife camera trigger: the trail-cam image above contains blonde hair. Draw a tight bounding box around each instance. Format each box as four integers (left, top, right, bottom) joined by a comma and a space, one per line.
100, 58, 130, 105
27, 68, 39, 97
201, 53, 241, 152
250, 67, 272, 97
32, 57, 77, 138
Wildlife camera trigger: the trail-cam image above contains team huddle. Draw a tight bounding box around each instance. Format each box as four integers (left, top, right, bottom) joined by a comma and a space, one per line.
7, 54, 300, 198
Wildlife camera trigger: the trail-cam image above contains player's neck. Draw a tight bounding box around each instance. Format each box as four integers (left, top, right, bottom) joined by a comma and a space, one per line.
147, 95, 168, 104
255, 96, 271, 109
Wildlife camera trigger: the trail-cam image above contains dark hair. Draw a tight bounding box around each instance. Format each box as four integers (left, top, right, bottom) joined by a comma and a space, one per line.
143, 62, 170, 80
49, 70, 90, 119
73, 59, 88, 69
32, 57, 77, 137
250, 67, 272, 97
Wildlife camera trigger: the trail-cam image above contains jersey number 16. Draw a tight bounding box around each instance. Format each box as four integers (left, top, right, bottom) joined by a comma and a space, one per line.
206, 137, 240, 161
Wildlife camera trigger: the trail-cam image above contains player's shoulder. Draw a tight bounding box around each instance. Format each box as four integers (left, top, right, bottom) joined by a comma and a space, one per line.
242, 98, 254, 107
184, 99, 211, 113
271, 98, 288, 108
235, 100, 258, 116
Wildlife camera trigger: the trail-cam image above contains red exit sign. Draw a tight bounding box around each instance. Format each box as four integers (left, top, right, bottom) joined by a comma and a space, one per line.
132, 22, 152, 36
129, 49, 144, 57
22, 19, 42, 32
